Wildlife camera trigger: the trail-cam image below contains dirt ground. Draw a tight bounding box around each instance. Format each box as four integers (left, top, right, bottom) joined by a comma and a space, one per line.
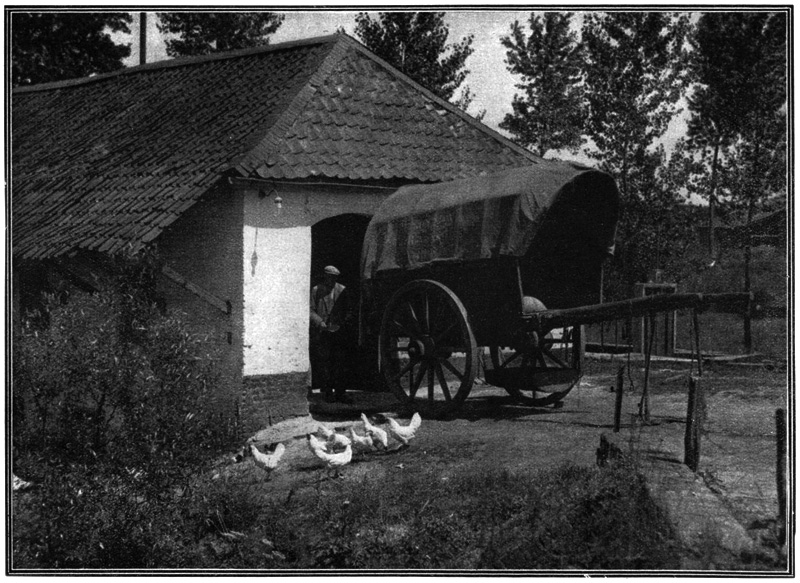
236, 357, 789, 571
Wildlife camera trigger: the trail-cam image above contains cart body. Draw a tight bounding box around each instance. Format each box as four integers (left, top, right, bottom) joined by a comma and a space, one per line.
359, 161, 620, 413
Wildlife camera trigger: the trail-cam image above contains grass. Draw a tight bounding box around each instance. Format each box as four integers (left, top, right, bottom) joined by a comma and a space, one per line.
13, 456, 680, 570
585, 312, 787, 361
582, 356, 788, 402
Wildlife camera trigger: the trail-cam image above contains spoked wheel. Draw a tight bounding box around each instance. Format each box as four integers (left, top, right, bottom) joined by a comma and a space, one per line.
488, 325, 584, 407
379, 280, 478, 417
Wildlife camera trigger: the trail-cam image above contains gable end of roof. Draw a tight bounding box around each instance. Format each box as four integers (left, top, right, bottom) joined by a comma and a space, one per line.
338, 34, 538, 164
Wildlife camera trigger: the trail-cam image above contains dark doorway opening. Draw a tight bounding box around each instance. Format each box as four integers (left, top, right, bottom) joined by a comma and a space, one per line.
310, 213, 372, 394
310, 214, 371, 292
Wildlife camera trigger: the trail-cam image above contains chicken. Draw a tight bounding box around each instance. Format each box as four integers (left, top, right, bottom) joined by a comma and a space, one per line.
249, 442, 286, 480
386, 412, 422, 446
349, 426, 375, 453
311, 442, 353, 478
307, 433, 327, 455
361, 412, 389, 449
316, 424, 335, 440
326, 431, 352, 452
13, 474, 33, 492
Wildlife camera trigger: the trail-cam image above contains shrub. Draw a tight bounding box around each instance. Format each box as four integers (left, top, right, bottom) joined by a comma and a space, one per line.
12, 249, 235, 568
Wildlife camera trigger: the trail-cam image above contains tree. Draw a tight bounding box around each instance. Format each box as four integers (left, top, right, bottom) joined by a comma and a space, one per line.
686, 12, 787, 350
156, 12, 284, 57
581, 12, 691, 295
686, 13, 787, 259
500, 12, 585, 157
353, 12, 474, 103
11, 12, 132, 87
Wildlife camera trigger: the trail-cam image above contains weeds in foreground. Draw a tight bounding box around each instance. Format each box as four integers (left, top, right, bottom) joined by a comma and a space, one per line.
14, 458, 681, 570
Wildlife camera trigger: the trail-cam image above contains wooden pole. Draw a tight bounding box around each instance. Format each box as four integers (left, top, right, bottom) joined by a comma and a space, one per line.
639, 313, 655, 421
776, 408, 787, 546
529, 292, 751, 333
744, 289, 754, 354
139, 13, 147, 66
684, 376, 704, 472
692, 308, 703, 377
613, 365, 625, 433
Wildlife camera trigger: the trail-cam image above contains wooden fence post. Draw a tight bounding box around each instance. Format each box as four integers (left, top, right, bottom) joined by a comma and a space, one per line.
613, 365, 625, 433
692, 308, 703, 377
776, 408, 787, 546
684, 376, 705, 472
639, 313, 655, 421
744, 288, 753, 354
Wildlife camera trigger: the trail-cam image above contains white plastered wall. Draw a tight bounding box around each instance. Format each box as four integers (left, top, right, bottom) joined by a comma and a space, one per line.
243, 189, 311, 375
242, 183, 389, 377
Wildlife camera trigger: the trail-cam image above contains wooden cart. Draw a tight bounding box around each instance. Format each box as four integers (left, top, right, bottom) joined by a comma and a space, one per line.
358, 162, 621, 416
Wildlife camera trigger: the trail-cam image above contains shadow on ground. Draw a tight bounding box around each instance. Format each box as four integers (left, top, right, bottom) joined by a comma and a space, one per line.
308, 385, 569, 424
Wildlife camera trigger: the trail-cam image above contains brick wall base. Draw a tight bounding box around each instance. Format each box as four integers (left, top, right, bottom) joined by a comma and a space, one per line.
240, 372, 309, 436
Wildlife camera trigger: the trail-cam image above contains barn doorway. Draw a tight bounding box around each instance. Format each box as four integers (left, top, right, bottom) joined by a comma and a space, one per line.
310, 213, 371, 293
310, 213, 372, 394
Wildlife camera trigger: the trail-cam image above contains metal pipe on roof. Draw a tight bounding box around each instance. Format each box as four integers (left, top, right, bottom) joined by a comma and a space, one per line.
227, 176, 396, 191
139, 13, 147, 66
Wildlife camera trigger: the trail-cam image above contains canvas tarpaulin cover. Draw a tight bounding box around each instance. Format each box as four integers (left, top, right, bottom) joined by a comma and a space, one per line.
361, 161, 620, 281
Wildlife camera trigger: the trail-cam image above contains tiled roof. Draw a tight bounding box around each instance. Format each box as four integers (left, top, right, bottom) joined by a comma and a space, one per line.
12, 34, 539, 260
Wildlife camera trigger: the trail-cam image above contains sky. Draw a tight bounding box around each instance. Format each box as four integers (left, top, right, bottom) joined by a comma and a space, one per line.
118, 9, 690, 166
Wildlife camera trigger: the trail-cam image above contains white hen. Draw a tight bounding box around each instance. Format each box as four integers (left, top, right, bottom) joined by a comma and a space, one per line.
307, 433, 327, 454
13, 474, 33, 492
312, 443, 353, 478
349, 426, 375, 453
326, 431, 352, 452
249, 443, 285, 480
386, 412, 422, 446
316, 424, 335, 440
361, 413, 389, 449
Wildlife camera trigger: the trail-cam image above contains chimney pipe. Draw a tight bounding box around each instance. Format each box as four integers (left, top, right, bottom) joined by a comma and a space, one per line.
139, 12, 147, 65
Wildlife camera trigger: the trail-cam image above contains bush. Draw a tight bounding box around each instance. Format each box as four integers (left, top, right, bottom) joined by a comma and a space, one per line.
12, 249, 236, 568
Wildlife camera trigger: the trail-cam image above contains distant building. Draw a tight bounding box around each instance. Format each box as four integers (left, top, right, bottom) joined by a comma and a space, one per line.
697, 208, 787, 252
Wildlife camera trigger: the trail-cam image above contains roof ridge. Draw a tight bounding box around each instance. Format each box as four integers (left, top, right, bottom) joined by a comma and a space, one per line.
231, 35, 352, 177
12, 33, 342, 94
339, 34, 541, 165
231, 33, 539, 178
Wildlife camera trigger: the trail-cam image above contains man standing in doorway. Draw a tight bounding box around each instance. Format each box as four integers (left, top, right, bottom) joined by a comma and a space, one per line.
309, 265, 353, 403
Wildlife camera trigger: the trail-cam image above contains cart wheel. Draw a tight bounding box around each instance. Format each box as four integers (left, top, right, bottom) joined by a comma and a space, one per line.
380, 280, 478, 416
489, 325, 584, 407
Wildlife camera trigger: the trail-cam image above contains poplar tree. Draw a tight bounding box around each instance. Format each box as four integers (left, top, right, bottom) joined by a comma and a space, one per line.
581, 12, 691, 294
156, 12, 284, 57
11, 12, 132, 86
353, 12, 474, 103
686, 12, 787, 350
500, 12, 585, 157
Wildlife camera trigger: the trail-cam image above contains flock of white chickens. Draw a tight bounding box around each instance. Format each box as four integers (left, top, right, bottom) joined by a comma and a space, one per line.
241, 412, 423, 480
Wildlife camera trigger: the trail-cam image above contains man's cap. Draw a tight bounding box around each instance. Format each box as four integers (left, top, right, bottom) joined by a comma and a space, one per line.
324, 265, 340, 276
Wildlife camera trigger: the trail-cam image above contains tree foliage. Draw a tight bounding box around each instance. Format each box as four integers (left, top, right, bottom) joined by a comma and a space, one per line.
581, 12, 691, 293
11, 12, 132, 86
500, 12, 585, 157
685, 12, 786, 349
156, 12, 284, 57
353, 12, 474, 103
582, 13, 689, 191
686, 12, 787, 209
